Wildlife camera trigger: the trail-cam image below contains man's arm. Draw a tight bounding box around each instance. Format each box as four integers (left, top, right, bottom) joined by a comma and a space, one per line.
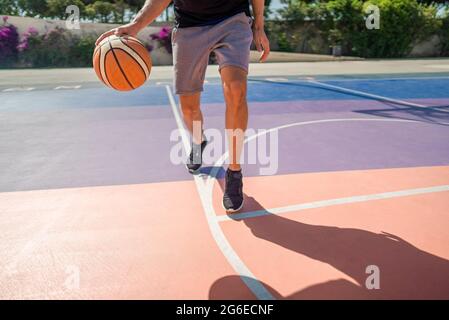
251, 0, 270, 62
96, 0, 172, 45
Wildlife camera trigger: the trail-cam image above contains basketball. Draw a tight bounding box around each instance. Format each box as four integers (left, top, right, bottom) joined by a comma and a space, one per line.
93, 35, 152, 91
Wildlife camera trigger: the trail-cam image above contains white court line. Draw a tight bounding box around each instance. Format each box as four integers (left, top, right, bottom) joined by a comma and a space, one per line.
299, 76, 449, 82
2, 87, 35, 92
216, 185, 449, 222
264, 77, 289, 82
307, 79, 449, 113
200, 117, 443, 220
54, 85, 81, 90
204, 118, 420, 191
165, 85, 274, 300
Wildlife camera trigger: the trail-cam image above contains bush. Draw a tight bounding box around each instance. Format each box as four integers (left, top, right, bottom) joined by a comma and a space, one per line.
321, 0, 440, 57
439, 10, 449, 56
0, 16, 19, 67
69, 34, 97, 67
355, 0, 438, 57
275, 0, 442, 58
1, 18, 163, 68
19, 27, 96, 68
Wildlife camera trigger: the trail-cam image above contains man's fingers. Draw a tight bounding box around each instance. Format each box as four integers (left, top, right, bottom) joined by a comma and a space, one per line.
95, 30, 115, 45
259, 39, 270, 63
260, 51, 269, 63
114, 28, 127, 36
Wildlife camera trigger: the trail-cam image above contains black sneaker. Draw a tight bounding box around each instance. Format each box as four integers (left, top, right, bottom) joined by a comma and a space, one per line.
223, 169, 244, 213
186, 139, 207, 174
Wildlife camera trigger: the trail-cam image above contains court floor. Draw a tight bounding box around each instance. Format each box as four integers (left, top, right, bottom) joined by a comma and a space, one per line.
1, 72, 448, 299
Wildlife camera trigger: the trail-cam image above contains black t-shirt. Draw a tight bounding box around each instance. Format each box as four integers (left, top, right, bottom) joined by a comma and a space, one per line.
173, 0, 251, 28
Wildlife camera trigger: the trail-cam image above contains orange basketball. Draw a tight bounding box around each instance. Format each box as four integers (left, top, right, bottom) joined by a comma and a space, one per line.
93, 35, 152, 91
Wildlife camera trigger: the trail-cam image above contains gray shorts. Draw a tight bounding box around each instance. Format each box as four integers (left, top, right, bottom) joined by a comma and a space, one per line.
171, 12, 253, 95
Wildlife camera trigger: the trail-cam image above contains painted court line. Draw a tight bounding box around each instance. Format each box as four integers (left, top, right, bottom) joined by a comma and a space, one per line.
264, 77, 289, 82
216, 185, 449, 222
54, 85, 81, 90
165, 85, 275, 300
299, 75, 449, 82
204, 117, 419, 191
308, 79, 449, 113
2, 87, 35, 92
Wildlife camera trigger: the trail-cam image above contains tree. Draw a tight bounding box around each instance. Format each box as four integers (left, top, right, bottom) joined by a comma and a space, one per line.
17, 0, 49, 17
85, 1, 114, 22
0, 0, 20, 15
46, 0, 85, 19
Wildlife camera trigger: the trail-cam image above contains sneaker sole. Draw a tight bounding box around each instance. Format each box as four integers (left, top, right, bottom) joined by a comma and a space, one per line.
186, 140, 208, 175
186, 164, 201, 174
222, 198, 244, 213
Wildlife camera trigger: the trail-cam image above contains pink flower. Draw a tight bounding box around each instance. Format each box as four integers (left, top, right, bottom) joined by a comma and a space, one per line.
2, 16, 9, 24
158, 27, 171, 39
27, 27, 39, 35
17, 41, 28, 52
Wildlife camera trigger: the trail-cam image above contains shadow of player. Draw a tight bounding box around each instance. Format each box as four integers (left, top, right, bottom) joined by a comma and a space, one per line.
209, 195, 449, 299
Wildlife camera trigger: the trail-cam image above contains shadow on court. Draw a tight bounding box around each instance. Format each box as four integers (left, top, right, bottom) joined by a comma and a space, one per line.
249, 78, 449, 127
209, 195, 449, 299
353, 103, 449, 127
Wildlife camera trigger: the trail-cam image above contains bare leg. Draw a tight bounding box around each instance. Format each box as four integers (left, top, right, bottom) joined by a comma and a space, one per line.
179, 93, 203, 144
220, 66, 248, 171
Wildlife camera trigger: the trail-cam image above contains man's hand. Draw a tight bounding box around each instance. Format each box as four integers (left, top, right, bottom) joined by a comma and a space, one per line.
250, 0, 270, 63
95, 22, 141, 46
252, 24, 270, 63
95, 0, 172, 46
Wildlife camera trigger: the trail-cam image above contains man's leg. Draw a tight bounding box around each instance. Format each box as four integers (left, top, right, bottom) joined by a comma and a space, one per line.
220, 66, 248, 212
179, 92, 207, 173
221, 66, 248, 171
179, 93, 203, 145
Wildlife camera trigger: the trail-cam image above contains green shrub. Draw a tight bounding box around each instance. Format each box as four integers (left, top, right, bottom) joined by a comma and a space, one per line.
274, 1, 322, 52
68, 34, 96, 67
277, 32, 294, 52
321, 0, 439, 57
19, 27, 96, 68
275, 0, 442, 58
355, 0, 439, 57
439, 10, 449, 56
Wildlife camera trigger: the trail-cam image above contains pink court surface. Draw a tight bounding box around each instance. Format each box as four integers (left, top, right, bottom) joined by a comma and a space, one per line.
1, 69, 449, 299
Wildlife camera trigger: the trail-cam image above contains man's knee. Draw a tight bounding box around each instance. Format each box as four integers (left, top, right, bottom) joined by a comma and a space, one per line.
223, 79, 247, 106
179, 94, 201, 115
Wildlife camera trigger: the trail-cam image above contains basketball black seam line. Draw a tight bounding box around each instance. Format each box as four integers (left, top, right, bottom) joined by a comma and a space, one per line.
113, 47, 147, 82
103, 51, 118, 90
119, 37, 151, 72
108, 37, 135, 90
